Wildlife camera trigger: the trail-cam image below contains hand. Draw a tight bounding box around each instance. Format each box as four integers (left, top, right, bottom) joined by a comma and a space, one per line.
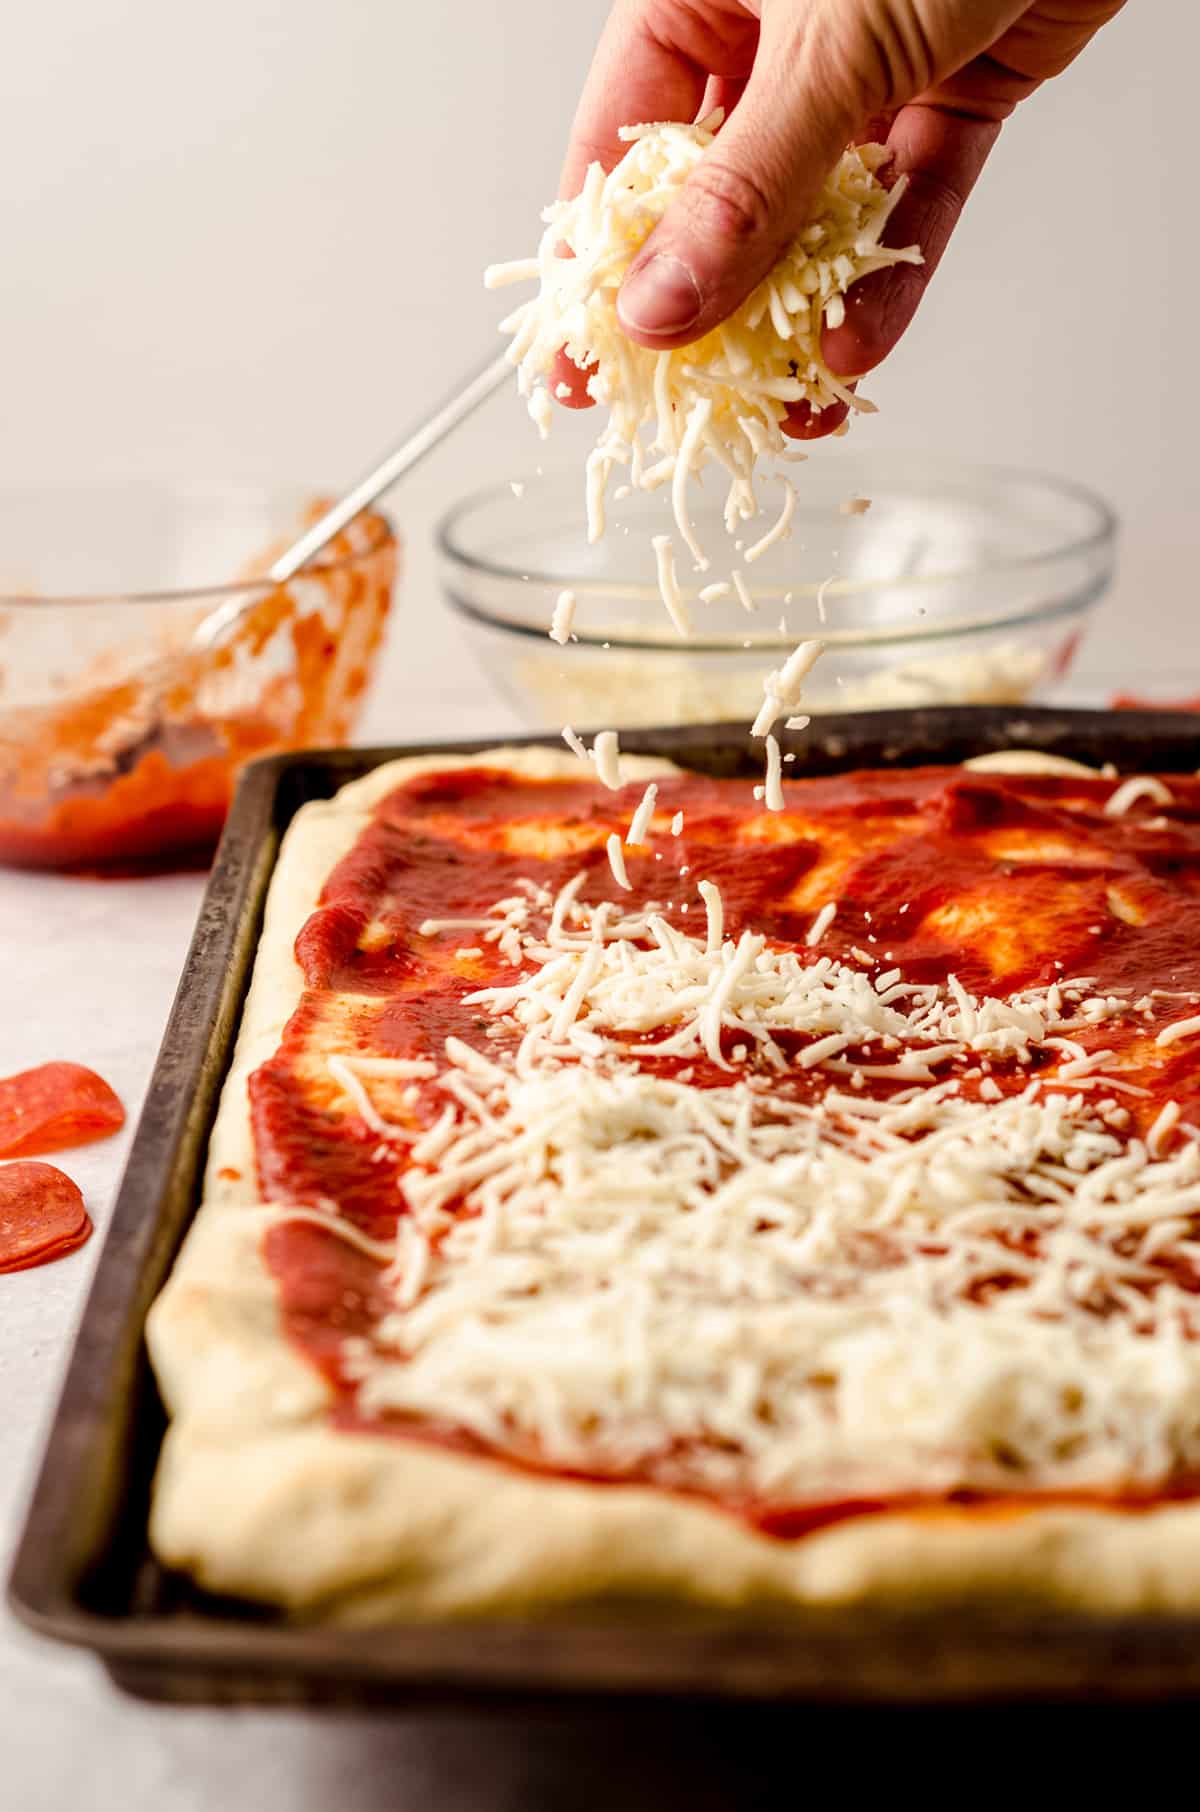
556, 0, 1126, 436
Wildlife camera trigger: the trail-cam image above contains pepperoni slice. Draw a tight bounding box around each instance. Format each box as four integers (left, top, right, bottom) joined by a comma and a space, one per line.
1113, 692, 1200, 711
0, 1162, 93, 1273
0, 1062, 125, 1158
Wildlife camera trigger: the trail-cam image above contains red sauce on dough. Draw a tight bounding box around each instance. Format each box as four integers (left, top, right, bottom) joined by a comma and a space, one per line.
0, 1062, 125, 1159
253, 761, 1200, 1537
0, 1162, 92, 1273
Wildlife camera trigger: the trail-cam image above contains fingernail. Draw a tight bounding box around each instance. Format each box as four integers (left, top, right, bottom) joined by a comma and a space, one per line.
618, 255, 701, 336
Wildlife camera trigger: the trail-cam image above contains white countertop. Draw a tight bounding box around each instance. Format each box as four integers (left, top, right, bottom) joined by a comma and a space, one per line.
0, 594, 1183, 1806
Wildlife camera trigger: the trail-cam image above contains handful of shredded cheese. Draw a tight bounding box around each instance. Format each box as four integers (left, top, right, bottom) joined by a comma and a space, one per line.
485, 115, 921, 563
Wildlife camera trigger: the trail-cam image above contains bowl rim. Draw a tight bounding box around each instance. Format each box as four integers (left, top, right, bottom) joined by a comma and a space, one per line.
0, 481, 396, 609
436, 456, 1118, 654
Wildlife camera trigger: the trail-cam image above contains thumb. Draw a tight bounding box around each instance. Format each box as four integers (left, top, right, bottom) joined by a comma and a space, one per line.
616, 36, 858, 348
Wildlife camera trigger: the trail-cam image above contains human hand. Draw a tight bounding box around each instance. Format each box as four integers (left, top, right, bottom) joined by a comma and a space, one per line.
556, 0, 1126, 436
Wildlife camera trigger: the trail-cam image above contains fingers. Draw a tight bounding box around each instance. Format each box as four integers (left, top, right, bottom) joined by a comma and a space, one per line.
818, 0, 1126, 377
616, 22, 858, 348
782, 398, 851, 442
550, 347, 596, 409
820, 103, 1002, 379
557, 0, 713, 203
555, 1, 745, 412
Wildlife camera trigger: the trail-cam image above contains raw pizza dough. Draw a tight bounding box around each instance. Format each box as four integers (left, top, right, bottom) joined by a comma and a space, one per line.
147, 746, 1200, 1622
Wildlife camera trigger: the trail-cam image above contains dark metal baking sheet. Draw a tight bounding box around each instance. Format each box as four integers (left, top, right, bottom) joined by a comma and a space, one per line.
10, 706, 1200, 1706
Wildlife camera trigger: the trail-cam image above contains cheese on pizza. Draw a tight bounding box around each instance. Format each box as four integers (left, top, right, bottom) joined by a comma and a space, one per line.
147, 748, 1200, 1616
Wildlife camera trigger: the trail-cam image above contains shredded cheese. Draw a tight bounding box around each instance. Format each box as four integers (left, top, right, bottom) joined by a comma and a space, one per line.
1157, 1015, 1200, 1049
487, 116, 920, 585
605, 831, 632, 891
625, 782, 658, 847
591, 729, 623, 791
743, 477, 796, 565
965, 751, 1099, 778
806, 901, 838, 946
342, 873, 1200, 1508
1148, 1099, 1181, 1156
1105, 775, 1174, 817
731, 569, 756, 615
697, 878, 724, 952
650, 534, 691, 637
549, 589, 576, 645
763, 733, 784, 811
326, 1056, 412, 1140
752, 638, 825, 738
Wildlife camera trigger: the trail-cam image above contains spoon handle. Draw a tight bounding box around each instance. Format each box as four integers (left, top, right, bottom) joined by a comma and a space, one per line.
269, 350, 514, 584
193, 349, 513, 652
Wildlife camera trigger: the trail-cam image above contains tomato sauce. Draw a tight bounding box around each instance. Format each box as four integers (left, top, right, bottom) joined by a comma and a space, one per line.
254, 760, 1200, 1535
0, 506, 397, 871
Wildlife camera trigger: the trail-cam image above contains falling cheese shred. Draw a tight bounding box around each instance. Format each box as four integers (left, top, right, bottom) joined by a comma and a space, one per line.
549, 589, 576, 645
753, 637, 826, 738
591, 729, 623, 791
650, 534, 691, 637
605, 831, 631, 891
743, 477, 797, 565
697, 878, 724, 952
625, 782, 658, 847
805, 901, 838, 946
731, 569, 756, 614
763, 733, 784, 811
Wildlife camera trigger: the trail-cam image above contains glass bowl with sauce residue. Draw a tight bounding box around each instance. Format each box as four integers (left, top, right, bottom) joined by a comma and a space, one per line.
0, 484, 399, 870
437, 454, 1116, 732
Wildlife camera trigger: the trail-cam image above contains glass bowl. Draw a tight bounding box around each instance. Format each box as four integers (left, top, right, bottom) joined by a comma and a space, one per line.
437, 454, 1116, 731
0, 483, 399, 869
